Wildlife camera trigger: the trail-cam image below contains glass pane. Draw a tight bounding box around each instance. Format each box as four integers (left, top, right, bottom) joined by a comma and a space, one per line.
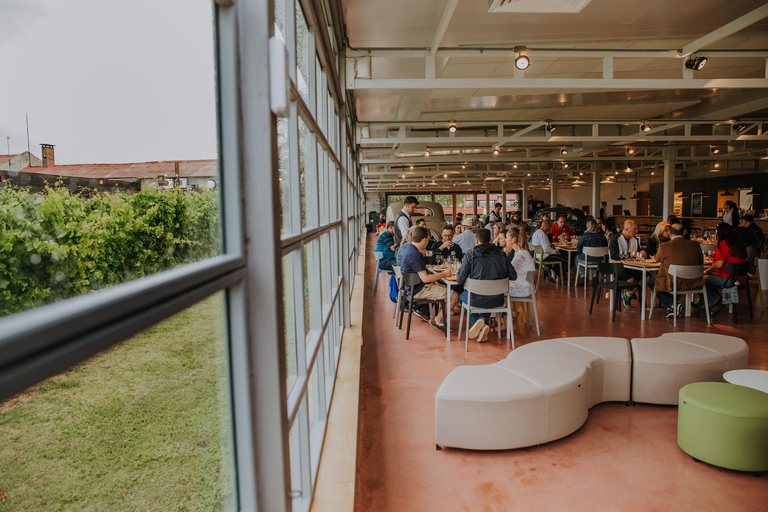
315, 57, 325, 131
274, 0, 286, 43
0, 3, 221, 319
299, 117, 310, 229
283, 252, 298, 392
303, 241, 318, 336
434, 194, 453, 223
307, 364, 316, 429
295, 1, 310, 104
278, 117, 292, 235
0, 293, 234, 510
289, 418, 302, 509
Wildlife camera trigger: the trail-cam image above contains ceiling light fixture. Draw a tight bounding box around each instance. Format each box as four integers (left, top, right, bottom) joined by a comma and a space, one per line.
628, 148, 635, 155
641, 121, 652, 133
563, 163, 569, 168
402, 174, 405, 179
561, 147, 568, 155
545, 122, 556, 133
461, 163, 466, 169
626, 162, 632, 172
424, 148, 430, 157
513, 163, 518, 169
443, 173, 447, 178
514, 46, 530, 70
410, 164, 414, 169
711, 146, 720, 154
685, 56, 707, 71
493, 147, 500, 155
714, 162, 720, 168
448, 121, 457, 133
733, 122, 747, 132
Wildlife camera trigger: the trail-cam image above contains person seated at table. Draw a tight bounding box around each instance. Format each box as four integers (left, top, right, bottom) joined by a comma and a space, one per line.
734, 225, 759, 275
550, 213, 575, 241
454, 219, 478, 254
575, 219, 608, 279
375, 221, 397, 271
455, 212, 464, 225
415, 219, 437, 242
647, 223, 703, 318
492, 223, 506, 246
602, 218, 617, 239
455, 228, 517, 342
395, 226, 419, 267
609, 219, 645, 308
473, 214, 484, 230
703, 222, 747, 308
454, 223, 464, 235
530, 216, 568, 283
740, 214, 765, 248
429, 225, 463, 262
645, 221, 670, 258
509, 211, 522, 225
505, 227, 536, 298
400, 226, 460, 331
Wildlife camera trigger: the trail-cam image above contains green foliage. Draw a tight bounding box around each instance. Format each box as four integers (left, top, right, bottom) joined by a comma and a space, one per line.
0, 185, 220, 317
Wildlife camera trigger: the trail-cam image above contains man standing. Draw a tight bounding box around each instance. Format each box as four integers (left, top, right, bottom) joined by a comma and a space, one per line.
488, 202, 504, 224
648, 223, 704, 317
454, 219, 478, 254
394, 196, 419, 248
599, 201, 607, 220
550, 213, 575, 240
375, 221, 397, 271
609, 219, 644, 307
455, 228, 517, 342
400, 227, 460, 331
429, 225, 463, 261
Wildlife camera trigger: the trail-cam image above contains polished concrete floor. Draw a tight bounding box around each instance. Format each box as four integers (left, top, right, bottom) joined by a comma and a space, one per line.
355, 234, 768, 512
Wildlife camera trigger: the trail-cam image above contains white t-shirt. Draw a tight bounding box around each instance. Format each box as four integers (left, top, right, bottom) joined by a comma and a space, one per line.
531, 229, 557, 259
509, 250, 535, 297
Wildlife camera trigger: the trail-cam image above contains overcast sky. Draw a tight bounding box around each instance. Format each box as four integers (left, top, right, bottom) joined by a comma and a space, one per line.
0, 0, 218, 165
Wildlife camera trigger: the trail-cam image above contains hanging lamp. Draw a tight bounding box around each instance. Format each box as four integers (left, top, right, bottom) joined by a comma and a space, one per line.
617, 179, 626, 201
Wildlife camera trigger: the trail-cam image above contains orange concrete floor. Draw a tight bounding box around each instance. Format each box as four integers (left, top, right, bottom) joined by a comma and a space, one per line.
354, 234, 768, 512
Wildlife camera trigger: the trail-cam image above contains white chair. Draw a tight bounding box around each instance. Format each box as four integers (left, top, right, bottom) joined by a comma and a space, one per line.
392, 265, 402, 323
373, 251, 392, 296
649, 264, 710, 327
574, 246, 609, 289
509, 270, 540, 336
457, 278, 514, 351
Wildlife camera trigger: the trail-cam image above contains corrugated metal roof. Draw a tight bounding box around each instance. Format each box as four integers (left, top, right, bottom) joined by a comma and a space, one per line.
0, 154, 17, 163
17, 159, 218, 179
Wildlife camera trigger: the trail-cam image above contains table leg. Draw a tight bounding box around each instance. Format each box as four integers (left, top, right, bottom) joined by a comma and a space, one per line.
566, 251, 572, 287
446, 281, 452, 342
640, 268, 647, 320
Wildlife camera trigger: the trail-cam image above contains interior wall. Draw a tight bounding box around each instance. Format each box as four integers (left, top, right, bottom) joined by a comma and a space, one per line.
650, 172, 767, 217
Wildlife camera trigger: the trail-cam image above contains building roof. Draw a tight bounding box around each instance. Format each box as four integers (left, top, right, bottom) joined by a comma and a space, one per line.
17, 159, 218, 179
0, 154, 17, 163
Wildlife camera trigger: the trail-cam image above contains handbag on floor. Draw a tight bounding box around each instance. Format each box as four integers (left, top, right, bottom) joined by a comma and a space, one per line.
721, 285, 739, 305
389, 274, 398, 303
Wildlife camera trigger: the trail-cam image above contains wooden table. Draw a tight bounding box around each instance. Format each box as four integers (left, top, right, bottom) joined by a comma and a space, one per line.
427, 265, 458, 342
621, 260, 661, 320
553, 242, 579, 286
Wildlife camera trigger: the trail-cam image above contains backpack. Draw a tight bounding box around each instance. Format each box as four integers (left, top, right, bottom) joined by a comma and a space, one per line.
389, 274, 399, 303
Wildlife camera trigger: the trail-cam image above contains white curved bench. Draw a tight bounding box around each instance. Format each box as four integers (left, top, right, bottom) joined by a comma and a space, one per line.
435, 333, 748, 451
630, 333, 749, 405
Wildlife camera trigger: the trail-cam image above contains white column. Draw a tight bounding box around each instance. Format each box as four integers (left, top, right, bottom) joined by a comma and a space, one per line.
591, 162, 599, 217
550, 172, 557, 207
501, 183, 507, 223
662, 146, 676, 220
522, 180, 529, 219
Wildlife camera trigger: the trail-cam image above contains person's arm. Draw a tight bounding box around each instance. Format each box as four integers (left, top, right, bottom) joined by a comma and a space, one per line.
455, 256, 470, 285
507, 254, 518, 282
608, 236, 619, 261
705, 242, 726, 274
417, 268, 450, 284
540, 232, 558, 255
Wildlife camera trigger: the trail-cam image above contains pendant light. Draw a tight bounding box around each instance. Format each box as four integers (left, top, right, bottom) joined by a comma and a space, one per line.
617, 179, 626, 201
630, 176, 639, 200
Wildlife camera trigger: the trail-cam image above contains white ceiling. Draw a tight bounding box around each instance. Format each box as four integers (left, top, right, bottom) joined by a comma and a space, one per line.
340, 0, 768, 191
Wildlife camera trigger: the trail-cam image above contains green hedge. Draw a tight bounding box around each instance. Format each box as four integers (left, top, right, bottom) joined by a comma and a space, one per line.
0, 185, 220, 317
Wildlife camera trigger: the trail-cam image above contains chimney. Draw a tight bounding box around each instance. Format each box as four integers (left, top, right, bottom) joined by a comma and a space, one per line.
41, 143, 55, 167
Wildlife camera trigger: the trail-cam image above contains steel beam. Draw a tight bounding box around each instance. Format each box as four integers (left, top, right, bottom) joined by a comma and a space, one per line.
680, 4, 768, 57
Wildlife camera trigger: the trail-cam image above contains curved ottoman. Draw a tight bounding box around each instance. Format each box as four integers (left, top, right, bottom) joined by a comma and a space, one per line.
435, 356, 588, 450
630, 333, 748, 405
678, 382, 768, 472
507, 337, 631, 407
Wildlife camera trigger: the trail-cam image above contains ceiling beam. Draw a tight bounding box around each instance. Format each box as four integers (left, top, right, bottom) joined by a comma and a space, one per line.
358, 134, 758, 145
346, 48, 768, 59
680, 3, 768, 57
430, 0, 460, 56
349, 77, 768, 90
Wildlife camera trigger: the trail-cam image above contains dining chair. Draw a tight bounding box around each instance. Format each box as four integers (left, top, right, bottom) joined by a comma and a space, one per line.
399, 272, 445, 340
648, 264, 710, 327
720, 262, 753, 324
532, 245, 564, 290
392, 265, 402, 323
589, 262, 641, 322
457, 278, 514, 351
574, 246, 609, 289
373, 251, 392, 296
509, 270, 540, 336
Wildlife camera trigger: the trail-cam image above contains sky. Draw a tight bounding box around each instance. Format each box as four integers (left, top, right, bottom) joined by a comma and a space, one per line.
0, 0, 218, 165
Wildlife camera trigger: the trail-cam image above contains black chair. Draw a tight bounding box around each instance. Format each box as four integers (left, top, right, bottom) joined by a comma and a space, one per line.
399, 272, 445, 340
589, 262, 641, 322
719, 262, 753, 324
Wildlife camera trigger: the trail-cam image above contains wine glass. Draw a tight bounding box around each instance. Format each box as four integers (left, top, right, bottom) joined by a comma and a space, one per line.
630, 250, 637, 261
436, 254, 443, 266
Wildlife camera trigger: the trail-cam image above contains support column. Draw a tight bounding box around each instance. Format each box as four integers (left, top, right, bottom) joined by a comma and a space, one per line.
662, 146, 676, 220
550, 172, 557, 207
522, 180, 529, 220
501, 183, 507, 223
591, 162, 599, 218
485, 184, 491, 219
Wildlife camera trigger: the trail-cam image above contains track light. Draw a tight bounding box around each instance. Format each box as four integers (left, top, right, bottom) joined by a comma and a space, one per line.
641, 122, 651, 133
424, 148, 430, 157
564, 163, 569, 168
628, 148, 635, 155
443, 173, 447, 178
402, 174, 405, 179
626, 162, 632, 172
493, 147, 500, 155
734, 123, 747, 132
461, 163, 466, 169
561, 147, 568, 155
513, 163, 518, 169
449, 121, 457, 133
546, 122, 556, 133
685, 56, 707, 71
410, 164, 414, 169
714, 162, 720, 168
514, 50, 530, 70
711, 146, 720, 154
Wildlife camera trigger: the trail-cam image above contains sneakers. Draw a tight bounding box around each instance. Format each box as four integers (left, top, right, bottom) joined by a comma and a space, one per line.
666, 303, 684, 318
622, 290, 632, 309
676, 303, 683, 318
429, 318, 445, 332
477, 325, 490, 343
414, 309, 430, 322
666, 307, 675, 318
468, 319, 486, 338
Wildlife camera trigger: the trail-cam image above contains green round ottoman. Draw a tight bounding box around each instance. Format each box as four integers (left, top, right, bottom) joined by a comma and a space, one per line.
678, 382, 768, 473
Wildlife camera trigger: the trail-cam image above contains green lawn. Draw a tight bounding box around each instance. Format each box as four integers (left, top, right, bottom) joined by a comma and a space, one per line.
0, 294, 234, 511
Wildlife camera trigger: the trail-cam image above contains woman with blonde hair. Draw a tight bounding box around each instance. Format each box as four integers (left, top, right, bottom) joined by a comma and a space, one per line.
505, 227, 535, 297
492, 222, 506, 247
645, 221, 670, 257
395, 226, 419, 267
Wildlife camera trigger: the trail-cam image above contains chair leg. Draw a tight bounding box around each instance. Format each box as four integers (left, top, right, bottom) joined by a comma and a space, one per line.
458, 305, 465, 341
558, 263, 564, 285
531, 297, 540, 336
406, 298, 414, 340
673, 291, 677, 328
746, 282, 754, 319
374, 270, 379, 296
589, 281, 599, 314
702, 287, 711, 325
612, 286, 619, 321
648, 289, 657, 319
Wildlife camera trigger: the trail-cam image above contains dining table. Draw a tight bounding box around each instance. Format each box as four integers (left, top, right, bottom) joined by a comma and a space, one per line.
553, 240, 579, 286
427, 264, 458, 342
621, 259, 661, 320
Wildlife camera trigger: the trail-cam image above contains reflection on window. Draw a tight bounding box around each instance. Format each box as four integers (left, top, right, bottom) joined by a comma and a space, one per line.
283, 252, 298, 392
289, 418, 302, 510
274, 0, 286, 43
303, 241, 318, 337
295, 1, 310, 104
278, 117, 292, 235
299, 117, 310, 229
0, 293, 234, 510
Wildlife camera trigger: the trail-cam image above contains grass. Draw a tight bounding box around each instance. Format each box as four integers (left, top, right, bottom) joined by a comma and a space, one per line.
0, 294, 234, 511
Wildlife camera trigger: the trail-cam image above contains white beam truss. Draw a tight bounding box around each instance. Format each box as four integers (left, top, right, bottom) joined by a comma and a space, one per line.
680, 3, 768, 57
